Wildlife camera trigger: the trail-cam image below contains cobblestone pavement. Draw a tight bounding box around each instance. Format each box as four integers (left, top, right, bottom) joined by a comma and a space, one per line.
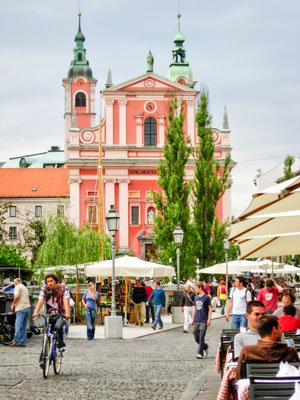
0, 318, 225, 400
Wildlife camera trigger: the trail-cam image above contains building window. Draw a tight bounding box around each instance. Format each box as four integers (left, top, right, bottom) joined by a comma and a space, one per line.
78, 53, 82, 61
88, 206, 97, 224
57, 205, 64, 216
9, 206, 16, 217
9, 227, 17, 240
35, 206, 42, 217
144, 117, 157, 146
75, 92, 86, 107
131, 206, 139, 225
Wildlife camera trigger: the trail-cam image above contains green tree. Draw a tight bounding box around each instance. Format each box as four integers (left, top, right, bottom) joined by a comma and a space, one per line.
22, 216, 47, 265
283, 155, 296, 181
192, 90, 232, 268
0, 244, 30, 280
0, 203, 9, 244
151, 99, 193, 277
37, 215, 111, 319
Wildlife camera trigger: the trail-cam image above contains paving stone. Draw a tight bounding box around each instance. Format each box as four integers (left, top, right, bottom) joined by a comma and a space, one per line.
0, 318, 226, 399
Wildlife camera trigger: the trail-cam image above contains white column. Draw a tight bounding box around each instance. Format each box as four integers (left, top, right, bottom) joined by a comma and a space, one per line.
68, 172, 81, 227
118, 179, 129, 253
118, 99, 127, 145
136, 116, 143, 146
187, 99, 195, 145
158, 116, 165, 146
104, 180, 115, 232
105, 99, 114, 144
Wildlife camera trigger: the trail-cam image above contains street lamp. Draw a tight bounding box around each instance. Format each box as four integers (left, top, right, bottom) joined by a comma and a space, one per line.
223, 237, 230, 291
104, 205, 122, 339
173, 225, 184, 288
195, 258, 201, 282
105, 205, 120, 317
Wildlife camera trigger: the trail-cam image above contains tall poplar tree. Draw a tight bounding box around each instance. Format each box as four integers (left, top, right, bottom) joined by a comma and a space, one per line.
283, 155, 296, 181
152, 99, 193, 276
193, 90, 232, 268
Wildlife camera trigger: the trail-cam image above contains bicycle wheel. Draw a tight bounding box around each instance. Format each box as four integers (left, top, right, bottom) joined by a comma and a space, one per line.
0, 324, 14, 345
43, 336, 52, 378
53, 344, 62, 374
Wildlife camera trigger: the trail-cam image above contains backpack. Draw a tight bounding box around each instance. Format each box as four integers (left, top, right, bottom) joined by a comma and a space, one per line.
44, 284, 65, 314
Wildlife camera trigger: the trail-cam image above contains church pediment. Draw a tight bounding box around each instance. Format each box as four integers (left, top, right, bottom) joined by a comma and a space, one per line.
103, 73, 197, 93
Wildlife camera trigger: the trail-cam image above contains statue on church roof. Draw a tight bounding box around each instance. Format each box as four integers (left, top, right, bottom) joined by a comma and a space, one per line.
147, 50, 154, 73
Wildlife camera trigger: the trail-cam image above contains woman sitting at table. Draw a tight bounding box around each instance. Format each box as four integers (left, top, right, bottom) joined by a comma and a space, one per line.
236, 314, 299, 380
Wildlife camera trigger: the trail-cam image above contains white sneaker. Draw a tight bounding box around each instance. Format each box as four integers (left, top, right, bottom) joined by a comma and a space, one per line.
196, 354, 203, 359
203, 348, 208, 358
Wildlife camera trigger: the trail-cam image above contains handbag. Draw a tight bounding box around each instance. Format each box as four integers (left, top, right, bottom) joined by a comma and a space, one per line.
219, 293, 228, 301
69, 297, 75, 307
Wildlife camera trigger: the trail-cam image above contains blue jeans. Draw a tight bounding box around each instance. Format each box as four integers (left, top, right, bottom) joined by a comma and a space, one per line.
146, 300, 155, 323
84, 308, 96, 339
14, 307, 30, 344
231, 314, 248, 329
153, 304, 163, 328
193, 321, 208, 355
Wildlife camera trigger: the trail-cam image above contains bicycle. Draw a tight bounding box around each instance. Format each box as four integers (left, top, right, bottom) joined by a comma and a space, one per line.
36, 314, 66, 378
0, 313, 15, 345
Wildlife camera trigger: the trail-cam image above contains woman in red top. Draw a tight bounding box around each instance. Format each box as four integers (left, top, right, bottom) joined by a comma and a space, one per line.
279, 305, 300, 332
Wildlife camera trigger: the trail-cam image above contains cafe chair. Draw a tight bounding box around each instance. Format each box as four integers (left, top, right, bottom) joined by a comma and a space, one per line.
249, 375, 300, 400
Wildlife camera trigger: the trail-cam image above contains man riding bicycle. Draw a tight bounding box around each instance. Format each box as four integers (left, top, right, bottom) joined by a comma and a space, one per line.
32, 273, 70, 366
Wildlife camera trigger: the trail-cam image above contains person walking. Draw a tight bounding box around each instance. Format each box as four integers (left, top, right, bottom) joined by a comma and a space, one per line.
82, 282, 98, 340
132, 279, 147, 326
144, 281, 154, 324
181, 284, 195, 333
256, 279, 284, 314
226, 276, 252, 329
192, 282, 212, 359
10, 278, 31, 347
217, 279, 227, 316
147, 281, 165, 330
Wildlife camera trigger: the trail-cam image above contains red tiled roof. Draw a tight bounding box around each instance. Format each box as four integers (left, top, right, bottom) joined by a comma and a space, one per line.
0, 169, 70, 197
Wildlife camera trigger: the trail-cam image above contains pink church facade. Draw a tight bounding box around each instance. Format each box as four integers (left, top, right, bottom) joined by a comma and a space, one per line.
63, 15, 233, 259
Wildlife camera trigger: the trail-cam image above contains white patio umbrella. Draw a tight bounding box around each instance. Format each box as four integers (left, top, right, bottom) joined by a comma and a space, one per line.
85, 255, 175, 278
229, 176, 300, 258
199, 259, 259, 275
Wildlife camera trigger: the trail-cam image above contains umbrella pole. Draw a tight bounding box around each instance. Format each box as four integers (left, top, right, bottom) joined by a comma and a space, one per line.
123, 278, 130, 326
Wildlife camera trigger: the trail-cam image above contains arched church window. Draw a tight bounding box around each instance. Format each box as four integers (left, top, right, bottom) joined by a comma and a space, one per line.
78, 53, 82, 61
144, 117, 157, 146
75, 92, 86, 107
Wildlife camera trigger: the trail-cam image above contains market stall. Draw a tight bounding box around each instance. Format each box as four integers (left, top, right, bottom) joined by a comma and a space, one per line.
85, 256, 175, 325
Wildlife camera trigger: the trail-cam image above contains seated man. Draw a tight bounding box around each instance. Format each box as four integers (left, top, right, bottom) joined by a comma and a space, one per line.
236, 314, 299, 380
234, 300, 266, 359
274, 292, 300, 318
279, 305, 300, 332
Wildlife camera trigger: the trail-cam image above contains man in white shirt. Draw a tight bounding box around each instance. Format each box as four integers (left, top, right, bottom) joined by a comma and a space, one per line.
234, 300, 266, 359
226, 276, 252, 329
10, 278, 31, 347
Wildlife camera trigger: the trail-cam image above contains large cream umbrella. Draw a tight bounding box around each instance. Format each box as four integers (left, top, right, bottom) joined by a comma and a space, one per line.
199, 259, 259, 275
229, 176, 300, 258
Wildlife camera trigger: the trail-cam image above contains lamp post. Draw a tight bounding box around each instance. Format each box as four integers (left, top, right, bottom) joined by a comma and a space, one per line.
195, 258, 201, 282
105, 205, 120, 317
104, 205, 122, 338
173, 225, 184, 288
223, 237, 230, 291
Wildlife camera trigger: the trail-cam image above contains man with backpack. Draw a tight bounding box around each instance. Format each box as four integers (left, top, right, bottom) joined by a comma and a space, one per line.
225, 276, 252, 329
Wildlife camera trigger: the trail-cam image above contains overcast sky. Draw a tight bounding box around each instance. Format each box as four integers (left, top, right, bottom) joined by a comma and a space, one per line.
1, 0, 299, 217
